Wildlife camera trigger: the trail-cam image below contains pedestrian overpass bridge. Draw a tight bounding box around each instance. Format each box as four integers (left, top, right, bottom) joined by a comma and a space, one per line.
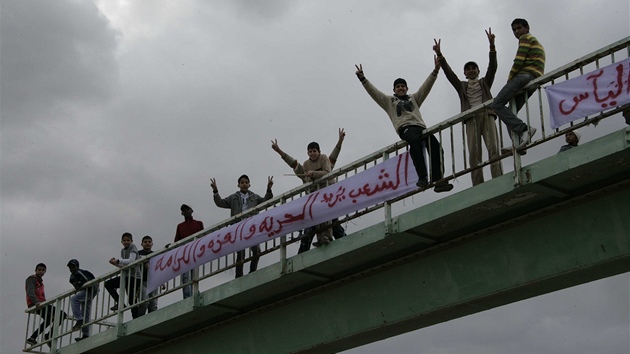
24, 37, 630, 354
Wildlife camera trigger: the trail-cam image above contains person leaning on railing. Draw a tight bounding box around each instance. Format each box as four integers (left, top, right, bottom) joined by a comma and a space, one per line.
67, 259, 97, 342
104, 232, 141, 318
25, 263, 68, 348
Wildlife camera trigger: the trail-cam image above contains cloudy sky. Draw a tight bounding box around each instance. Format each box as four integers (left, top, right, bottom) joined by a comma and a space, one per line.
1, 0, 628, 353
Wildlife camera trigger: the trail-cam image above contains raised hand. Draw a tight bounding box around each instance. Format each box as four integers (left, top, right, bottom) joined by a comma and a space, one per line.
485, 27, 495, 46
338, 128, 346, 143
355, 64, 365, 80
210, 178, 218, 192
433, 38, 442, 56
267, 176, 274, 190
271, 139, 281, 153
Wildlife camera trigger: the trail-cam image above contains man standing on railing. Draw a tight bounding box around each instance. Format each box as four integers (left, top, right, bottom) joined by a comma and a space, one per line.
25, 263, 68, 348
174, 204, 204, 298
211, 175, 274, 278
354, 58, 454, 192
433, 29, 503, 186
491, 18, 545, 152
67, 259, 97, 342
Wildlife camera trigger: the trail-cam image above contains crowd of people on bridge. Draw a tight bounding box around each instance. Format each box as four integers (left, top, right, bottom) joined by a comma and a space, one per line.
25, 17, 628, 349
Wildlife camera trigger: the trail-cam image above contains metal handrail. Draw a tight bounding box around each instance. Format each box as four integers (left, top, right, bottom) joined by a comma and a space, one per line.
23, 36, 630, 352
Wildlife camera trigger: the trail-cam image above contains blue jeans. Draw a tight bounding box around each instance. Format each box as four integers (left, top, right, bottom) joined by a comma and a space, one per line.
181, 271, 192, 299
137, 283, 158, 316
491, 73, 535, 134
71, 288, 97, 337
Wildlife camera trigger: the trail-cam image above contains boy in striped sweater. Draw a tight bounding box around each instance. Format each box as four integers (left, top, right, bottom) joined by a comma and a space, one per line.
492, 18, 545, 151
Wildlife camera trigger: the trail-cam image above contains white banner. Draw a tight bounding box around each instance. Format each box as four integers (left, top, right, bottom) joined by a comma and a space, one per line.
148, 152, 418, 292
546, 57, 630, 129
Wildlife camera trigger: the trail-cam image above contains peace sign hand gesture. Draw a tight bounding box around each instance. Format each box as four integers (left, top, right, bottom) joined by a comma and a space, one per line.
355, 64, 365, 80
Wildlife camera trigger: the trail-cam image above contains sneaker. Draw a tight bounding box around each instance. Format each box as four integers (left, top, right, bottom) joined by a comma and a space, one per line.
26, 337, 37, 346
416, 177, 429, 189
517, 127, 537, 149
75, 336, 89, 342
72, 320, 83, 331
313, 236, 331, 247
501, 147, 527, 155
44, 333, 52, 349
434, 182, 454, 193
110, 303, 119, 311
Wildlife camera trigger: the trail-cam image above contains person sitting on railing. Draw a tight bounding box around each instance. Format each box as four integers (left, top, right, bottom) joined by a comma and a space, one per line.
271, 139, 335, 247
25, 263, 68, 348
173, 204, 204, 299
67, 259, 97, 342
211, 175, 274, 278
104, 232, 141, 318
354, 59, 454, 193
557, 130, 581, 153
492, 18, 545, 153
433, 28, 503, 186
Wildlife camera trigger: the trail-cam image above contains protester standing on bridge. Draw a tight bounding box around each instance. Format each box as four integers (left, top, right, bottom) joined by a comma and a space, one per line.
354, 58, 454, 192
137, 235, 158, 315
211, 175, 273, 278
271, 139, 335, 247
492, 18, 545, 153
433, 28, 503, 186
173, 205, 204, 298
67, 259, 97, 342
25, 263, 68, 348
290, 129, 347, 253
104, 232, 141, 318
557, 130, 581, 153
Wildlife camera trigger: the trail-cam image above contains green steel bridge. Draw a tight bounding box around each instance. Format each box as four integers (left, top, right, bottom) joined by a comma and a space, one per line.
24, 37, 630, 354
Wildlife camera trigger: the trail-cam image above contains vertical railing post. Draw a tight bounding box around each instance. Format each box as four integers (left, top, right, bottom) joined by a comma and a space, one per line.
382, 151, 393, 235
50, 297, 63, 351
192, 266, 202, 308
509, 97, 524, 186
116, 269, 127, 337
280, 196, 289, 275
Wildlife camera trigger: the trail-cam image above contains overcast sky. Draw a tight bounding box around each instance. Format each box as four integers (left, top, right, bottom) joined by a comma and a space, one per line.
1, 1, 629, 353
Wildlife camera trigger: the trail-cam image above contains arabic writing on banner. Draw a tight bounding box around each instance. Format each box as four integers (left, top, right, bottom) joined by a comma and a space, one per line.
545, 57, 630, 129
148, 152, 418, 292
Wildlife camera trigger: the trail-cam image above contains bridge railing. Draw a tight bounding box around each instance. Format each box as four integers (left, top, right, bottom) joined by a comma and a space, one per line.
23, 36, 630, 352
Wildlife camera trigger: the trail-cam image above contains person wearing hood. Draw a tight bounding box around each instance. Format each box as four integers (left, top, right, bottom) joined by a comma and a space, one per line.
354, 57, 454, 193
558, 130, 581, 153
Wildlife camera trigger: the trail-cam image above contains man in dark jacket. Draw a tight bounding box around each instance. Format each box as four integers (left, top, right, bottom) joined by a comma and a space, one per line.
67, 259, 98, 342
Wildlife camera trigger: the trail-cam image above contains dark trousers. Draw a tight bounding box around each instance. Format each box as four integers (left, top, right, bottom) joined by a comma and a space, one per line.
104, 276, 141, 318
297, 219, 345, 254
235, 245, 261, 278
29, 304, 67, 339
398, 125, 443, 182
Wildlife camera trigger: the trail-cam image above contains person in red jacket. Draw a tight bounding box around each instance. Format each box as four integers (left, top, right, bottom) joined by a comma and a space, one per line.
174, 204, 204, 298
25, 263, 68, 347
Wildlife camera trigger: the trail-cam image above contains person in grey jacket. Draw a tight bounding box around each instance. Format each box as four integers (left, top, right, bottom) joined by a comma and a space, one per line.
211, 175, 274, 278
